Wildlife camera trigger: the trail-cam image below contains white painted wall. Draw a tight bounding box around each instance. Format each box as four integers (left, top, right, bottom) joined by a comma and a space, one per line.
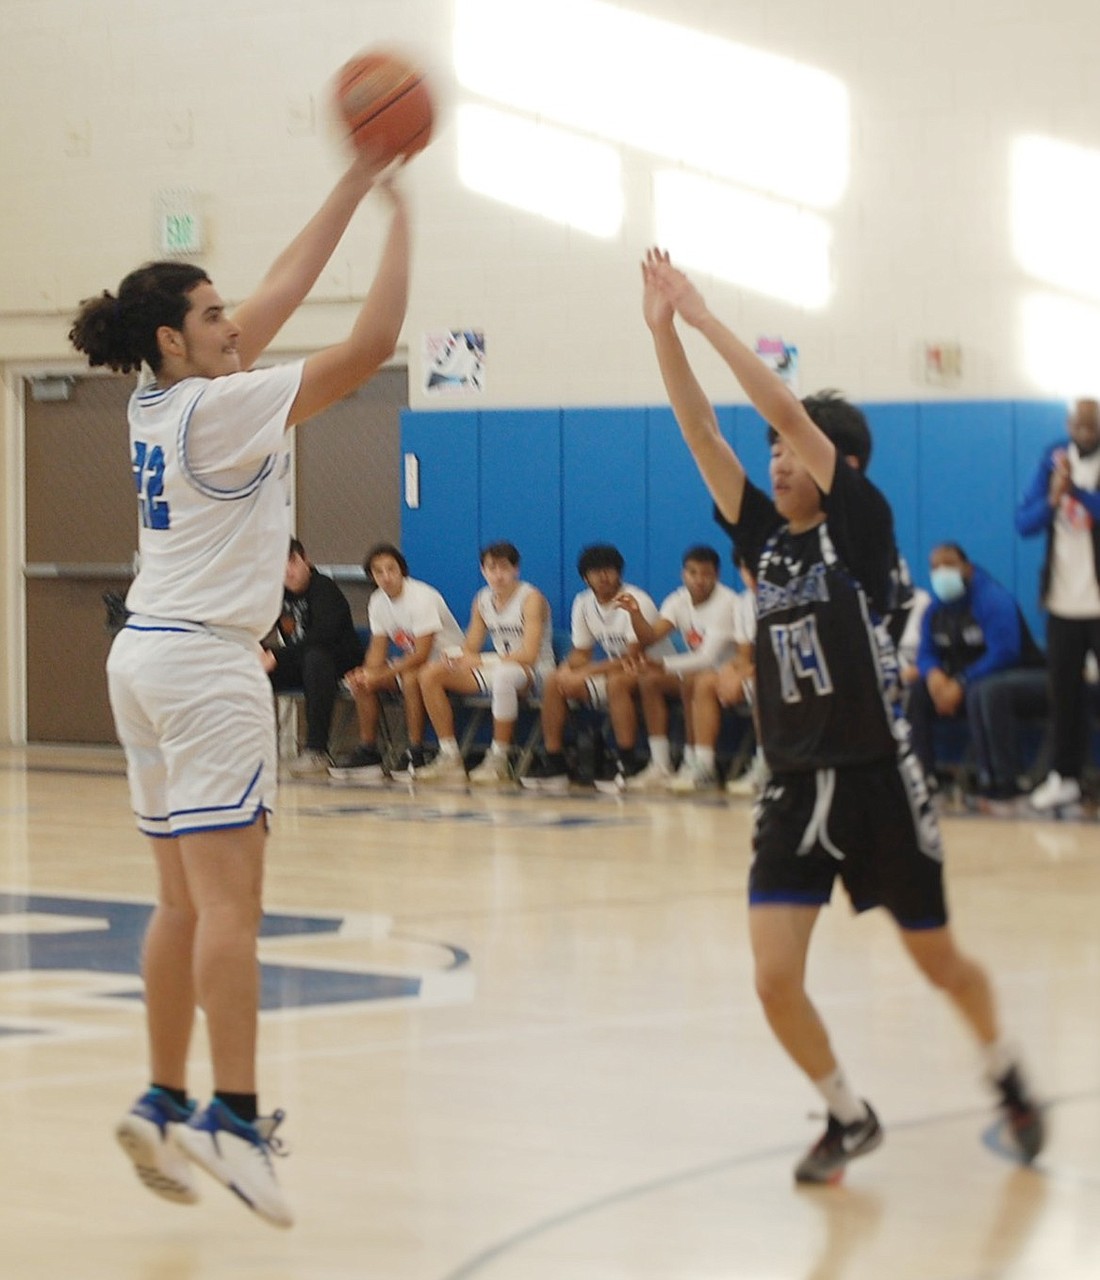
2, 0, 1098, 406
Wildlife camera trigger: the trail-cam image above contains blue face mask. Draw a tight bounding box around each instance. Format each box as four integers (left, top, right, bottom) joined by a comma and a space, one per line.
930, 566, 966, 603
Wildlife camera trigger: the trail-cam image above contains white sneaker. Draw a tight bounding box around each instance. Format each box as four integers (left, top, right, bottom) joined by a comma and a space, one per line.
668, 764, 718, 794
1029, 771, 1082, 812
414, 752, 467, 784
286, 748, 330, 778
468, 751, 512, 785
328, 745, 387, 785
115, 1088, 199, 1205
625, 760, 672, 791
174, 1099, 293, 1229
725, 771, 757, 797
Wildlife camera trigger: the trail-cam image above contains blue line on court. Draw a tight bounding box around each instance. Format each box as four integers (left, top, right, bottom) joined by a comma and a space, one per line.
438, 1091, 1096, 1280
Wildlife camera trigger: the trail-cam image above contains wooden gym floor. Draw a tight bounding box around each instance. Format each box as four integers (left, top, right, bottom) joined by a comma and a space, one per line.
1, 744, 1098, 1279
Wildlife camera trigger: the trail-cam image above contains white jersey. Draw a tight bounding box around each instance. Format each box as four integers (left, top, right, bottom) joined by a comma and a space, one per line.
1049, 444, 1100, 617
368, 577, 464, 659
124, 363, 302, 638
658, 582, 748, 676
475, 582, 554, 669
571, 583, 675, 659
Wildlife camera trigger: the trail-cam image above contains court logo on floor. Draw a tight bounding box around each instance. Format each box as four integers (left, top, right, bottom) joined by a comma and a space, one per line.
0, 891, 472, 1043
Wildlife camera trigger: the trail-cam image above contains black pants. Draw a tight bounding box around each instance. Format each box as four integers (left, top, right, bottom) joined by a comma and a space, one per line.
906, 669, 1048, 790
1046, 614, 1100, 779
269, 646, 347, 753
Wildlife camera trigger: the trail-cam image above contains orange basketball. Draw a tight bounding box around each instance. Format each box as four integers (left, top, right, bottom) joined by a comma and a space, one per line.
334, 51, 433, 166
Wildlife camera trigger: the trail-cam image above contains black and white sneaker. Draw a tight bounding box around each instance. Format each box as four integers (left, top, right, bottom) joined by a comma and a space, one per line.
995, 1064, 1045, 1164
328, 744, 386, 785
390, 746, 427, 780
794, 1103, 883, 1184
520, 753, 569, 793
593, 754, 647, 794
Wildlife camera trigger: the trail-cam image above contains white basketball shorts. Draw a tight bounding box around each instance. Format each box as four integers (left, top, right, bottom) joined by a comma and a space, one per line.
108, 622, 277, 838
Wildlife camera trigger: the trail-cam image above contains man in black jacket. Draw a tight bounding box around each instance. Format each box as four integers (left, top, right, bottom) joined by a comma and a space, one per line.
263, 539, 364, 774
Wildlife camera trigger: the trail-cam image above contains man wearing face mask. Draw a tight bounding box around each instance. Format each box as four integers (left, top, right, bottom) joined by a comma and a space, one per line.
908, 543, 1045, 801
1016, 397, 1100, 811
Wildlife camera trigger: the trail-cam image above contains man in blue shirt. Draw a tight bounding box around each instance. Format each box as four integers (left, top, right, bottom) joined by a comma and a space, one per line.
909, 543, 1045, 800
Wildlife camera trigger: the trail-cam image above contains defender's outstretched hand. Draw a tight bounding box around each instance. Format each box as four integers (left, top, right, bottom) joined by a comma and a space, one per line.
641, 249, 675, 332
644, 250, 711, 329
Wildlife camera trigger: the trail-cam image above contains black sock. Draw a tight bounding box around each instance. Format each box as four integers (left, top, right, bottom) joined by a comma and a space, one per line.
152, 1083, 189, 1109
215, 1091, 258, 1124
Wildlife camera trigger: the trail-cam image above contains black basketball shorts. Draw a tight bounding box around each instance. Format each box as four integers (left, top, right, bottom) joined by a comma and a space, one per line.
749, 750, 947, 930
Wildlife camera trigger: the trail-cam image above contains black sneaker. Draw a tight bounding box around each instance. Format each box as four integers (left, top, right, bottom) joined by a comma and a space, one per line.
794, 1103, 884, 1184
593, 753, 646, 795
390, 746, 427, 780
995, 1064, 1045, 1164
520, 752, 569, 793
328, 744, 385, 784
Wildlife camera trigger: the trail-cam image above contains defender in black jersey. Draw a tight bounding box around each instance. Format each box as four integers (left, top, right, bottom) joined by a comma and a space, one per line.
642, 248, 1044, 1183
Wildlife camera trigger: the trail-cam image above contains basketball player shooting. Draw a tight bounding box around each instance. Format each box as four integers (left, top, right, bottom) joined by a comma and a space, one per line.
69, 152, 409, 1226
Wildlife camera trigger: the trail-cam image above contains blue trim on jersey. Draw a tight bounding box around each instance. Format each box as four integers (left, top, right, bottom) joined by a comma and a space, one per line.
177, 385, 277, 501
136, 384, 175, 406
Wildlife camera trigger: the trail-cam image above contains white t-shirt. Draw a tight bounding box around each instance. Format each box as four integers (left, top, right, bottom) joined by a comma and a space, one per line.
368, 577, 464, 659
125, 363, 302, 638
570, 584, 675, 659
658, 582, 750, 675
897, 587, 931, 670
1049, 445, 1100, 618
475, 582, 555, 670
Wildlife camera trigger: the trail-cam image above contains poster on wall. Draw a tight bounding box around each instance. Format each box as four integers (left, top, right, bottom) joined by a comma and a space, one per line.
754, 337, 799, 393
423, 330, 486, 395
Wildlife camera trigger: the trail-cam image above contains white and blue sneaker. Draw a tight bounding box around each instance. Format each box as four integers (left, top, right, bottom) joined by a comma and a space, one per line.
173, 1098, 293, 1228
115, 1087, 199, 1204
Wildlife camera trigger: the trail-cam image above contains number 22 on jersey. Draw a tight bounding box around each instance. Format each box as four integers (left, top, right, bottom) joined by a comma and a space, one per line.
132, 440, 170, 530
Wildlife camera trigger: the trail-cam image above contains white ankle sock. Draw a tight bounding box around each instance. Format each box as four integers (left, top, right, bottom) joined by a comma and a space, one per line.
648, 736, 671, 770
982, 1038, 1017, 1083
439, 737, 459, 757
813, 1067, 867, 1125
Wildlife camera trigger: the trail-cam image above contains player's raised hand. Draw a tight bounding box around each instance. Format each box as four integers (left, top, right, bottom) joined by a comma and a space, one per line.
641, 248, 675, 332
648, 252, 711, 329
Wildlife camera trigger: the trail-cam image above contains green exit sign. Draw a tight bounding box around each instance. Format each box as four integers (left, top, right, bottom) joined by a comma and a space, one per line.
156, 191, 203, 256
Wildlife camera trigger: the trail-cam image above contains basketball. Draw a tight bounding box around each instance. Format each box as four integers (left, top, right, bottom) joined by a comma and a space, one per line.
334, 51, 433, 166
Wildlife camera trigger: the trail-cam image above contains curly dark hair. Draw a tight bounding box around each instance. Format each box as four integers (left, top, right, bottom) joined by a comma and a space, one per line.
69, 261, 211, 374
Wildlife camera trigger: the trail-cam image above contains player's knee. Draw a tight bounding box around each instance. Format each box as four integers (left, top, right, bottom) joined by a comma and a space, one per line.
753, 962, 804, 1011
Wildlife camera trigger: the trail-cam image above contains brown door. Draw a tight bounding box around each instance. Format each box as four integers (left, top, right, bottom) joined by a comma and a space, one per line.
23, 368, 406, 744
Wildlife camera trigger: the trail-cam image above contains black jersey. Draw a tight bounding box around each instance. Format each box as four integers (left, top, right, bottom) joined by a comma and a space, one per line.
717, 457, 906, 773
